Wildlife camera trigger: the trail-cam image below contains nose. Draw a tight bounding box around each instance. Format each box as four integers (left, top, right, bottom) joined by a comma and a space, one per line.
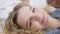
31, 15, 42, 24
30, 21, 44, 30
29, 16, 44, 30
30, 7, 45, 25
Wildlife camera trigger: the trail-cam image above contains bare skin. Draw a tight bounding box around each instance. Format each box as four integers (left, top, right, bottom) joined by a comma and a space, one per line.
16, 6, 60, 30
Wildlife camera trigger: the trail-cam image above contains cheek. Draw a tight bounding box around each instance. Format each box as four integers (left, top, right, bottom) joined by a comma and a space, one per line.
30, 21, 44, 30
17, 15, 27, 29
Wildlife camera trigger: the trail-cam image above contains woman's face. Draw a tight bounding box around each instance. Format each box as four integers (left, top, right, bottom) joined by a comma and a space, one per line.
17, 6, 48, 30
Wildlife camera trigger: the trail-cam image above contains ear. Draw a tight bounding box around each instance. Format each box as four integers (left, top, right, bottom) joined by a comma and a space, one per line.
21, 0, 30, 5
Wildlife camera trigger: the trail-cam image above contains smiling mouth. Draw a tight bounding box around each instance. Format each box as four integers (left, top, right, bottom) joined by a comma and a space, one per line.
41, 13, 47, 25
41, 16, 45, 24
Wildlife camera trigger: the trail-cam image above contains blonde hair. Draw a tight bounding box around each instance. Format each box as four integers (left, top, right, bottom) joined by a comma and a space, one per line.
4, 3, 45, 34
43, 6, 51, 14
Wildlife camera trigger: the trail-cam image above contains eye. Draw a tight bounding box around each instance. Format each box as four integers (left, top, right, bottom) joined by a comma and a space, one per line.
26, 19, 32, 27
28, 19, 32, 27
32, 8, 35, 13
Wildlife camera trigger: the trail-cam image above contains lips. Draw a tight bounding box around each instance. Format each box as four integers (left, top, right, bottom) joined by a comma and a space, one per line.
41, 15, 45, 24
41, 13, 47, 25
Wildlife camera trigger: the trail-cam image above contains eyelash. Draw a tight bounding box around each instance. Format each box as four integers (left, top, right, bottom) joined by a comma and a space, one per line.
32, 8, 35, 13
28, 20, 32, 27
26, 19, 32, 27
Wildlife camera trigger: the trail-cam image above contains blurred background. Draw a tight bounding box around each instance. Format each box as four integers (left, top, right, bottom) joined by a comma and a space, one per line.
0, 0, 47, 20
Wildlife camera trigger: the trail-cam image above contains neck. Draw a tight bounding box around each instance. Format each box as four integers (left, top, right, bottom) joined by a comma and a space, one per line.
47, 15, 60, 29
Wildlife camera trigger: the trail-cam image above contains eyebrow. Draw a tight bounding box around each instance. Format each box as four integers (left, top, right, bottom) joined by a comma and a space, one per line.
26, 21, 28, 27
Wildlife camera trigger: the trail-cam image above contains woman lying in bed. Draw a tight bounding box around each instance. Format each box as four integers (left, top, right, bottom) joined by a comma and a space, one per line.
4, 0, 60, 34
4, 2, 60, 34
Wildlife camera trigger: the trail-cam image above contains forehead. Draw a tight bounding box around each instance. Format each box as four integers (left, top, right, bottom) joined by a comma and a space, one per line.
17, 6, 32, 22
